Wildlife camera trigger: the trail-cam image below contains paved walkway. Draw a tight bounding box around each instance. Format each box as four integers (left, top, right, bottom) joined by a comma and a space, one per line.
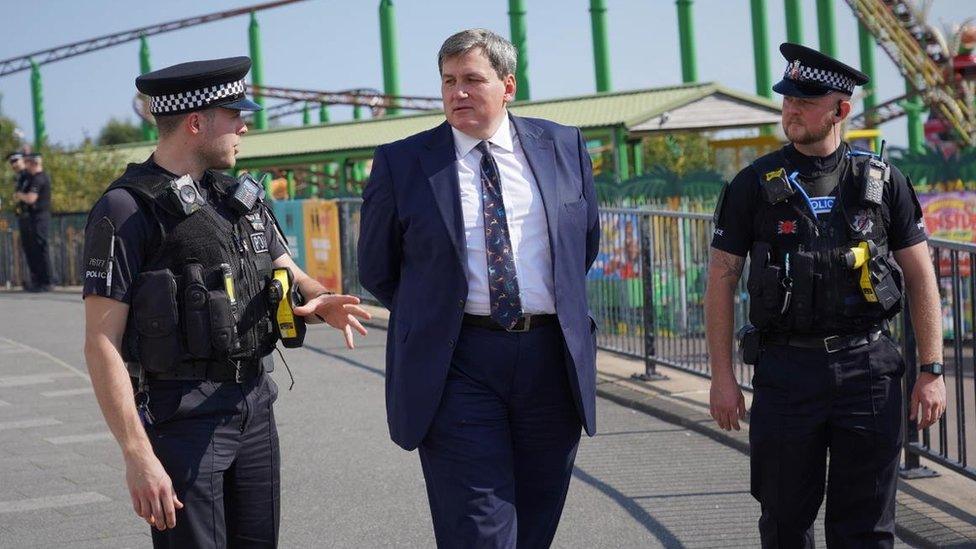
0, 291, 919, 547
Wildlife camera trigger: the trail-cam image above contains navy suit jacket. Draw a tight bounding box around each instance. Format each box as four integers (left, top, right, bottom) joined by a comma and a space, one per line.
358, 114, 600, 450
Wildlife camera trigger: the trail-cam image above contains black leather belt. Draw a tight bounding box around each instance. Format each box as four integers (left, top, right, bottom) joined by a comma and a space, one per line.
128, 358, 264, 383
763, 328, 884, 353
462, 313, 558, 332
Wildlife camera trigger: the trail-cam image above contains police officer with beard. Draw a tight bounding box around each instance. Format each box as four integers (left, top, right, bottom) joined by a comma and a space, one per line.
704, 43, 947, 548
82, 57, 371, 548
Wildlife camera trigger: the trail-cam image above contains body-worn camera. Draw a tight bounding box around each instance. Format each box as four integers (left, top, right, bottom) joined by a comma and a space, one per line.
761, 167, 795, 205
169, 174, 203, 216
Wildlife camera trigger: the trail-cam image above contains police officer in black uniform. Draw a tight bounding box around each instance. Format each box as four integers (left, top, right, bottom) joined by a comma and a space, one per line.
82, 57, 371, 548
705, 43, 948, 548
6, 151, 28, 217
14, 152, 53, 291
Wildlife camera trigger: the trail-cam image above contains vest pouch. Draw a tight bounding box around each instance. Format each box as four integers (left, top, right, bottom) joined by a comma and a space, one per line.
183, 264, 212, 358
789, 253, 815, 332
132, 269, 182, 373
208, 290, 237, 357
869, 255, 904, 312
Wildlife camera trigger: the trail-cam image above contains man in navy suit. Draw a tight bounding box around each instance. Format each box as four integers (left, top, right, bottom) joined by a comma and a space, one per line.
358, 28, 600, 549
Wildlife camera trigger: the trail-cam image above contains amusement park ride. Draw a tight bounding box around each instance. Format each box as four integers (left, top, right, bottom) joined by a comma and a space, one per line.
845, 0, 976, 154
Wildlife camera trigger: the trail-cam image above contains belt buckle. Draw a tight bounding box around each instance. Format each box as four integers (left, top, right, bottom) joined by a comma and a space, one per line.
506, 315, 531, 333
823, 335, 844, 353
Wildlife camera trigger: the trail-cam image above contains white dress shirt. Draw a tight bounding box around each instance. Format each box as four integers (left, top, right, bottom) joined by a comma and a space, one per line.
452, 115, 556, 315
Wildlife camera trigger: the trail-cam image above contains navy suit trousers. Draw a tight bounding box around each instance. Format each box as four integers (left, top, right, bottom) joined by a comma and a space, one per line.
418, 323, 582, 549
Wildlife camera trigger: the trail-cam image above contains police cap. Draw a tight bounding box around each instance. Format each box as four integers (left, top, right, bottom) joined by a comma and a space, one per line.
135, 56, 262, 116
772, 42, 869, 98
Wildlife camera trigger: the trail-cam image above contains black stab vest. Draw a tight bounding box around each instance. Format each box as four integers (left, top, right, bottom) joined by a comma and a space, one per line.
107, 161, 277, 366
746, 146, 904, 334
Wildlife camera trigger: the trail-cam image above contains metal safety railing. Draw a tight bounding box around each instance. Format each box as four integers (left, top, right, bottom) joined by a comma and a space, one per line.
901, 239, 976, 480
588, 209, 753, 383
0, 212, 88, 289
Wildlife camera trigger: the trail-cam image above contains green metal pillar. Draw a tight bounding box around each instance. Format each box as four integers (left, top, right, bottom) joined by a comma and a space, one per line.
508, 0, 530, 100
248, 12, 267, 130
816, 0, 837, 57
614, 127, 630, 181
858, 21, 880, 149
378, 0, 401, 116
904, 79, 925, 153
319, 103, 330, 123
784, 0, 803, 44
302, 103, 311, 125
286, 170, 295, 199
750, 0, 771, 98
676, 0, 697, 83
139, 36, 157, 141
29, 59, 45, 147
633, 140, 644, 176
589, 0, 611, 92
353, 104, 363, 120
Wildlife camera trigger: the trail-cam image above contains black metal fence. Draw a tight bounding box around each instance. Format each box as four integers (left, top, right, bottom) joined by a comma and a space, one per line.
0, 212, 88, 289
901, 240, 976, 480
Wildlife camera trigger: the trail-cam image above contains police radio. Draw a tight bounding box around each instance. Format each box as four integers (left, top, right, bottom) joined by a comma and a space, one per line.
268, 267, 306, 348
861, 140, 889, 207
228, 173, 266, 215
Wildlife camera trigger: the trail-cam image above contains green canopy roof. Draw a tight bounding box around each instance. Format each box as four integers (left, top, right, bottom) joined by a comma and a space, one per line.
108, 82, 781, 166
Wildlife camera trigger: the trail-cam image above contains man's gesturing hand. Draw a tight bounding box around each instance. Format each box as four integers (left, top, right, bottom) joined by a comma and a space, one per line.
293, 294, 372, 349
125, 451, 183, 531
709, 373, 747, 431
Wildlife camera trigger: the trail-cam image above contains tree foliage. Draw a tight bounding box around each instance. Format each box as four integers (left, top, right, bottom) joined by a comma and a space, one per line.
0, 109, 25, 214
890, 146, 976, 191
96, 117, 143, 146
639, 133, 712, 177
42, 143, 128, 213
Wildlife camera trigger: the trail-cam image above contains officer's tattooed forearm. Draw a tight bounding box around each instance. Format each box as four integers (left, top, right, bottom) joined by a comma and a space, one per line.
717, 253, 745, 280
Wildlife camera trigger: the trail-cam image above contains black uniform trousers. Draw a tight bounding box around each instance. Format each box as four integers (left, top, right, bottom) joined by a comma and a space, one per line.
18, 211, 51, 287
143, 372, 280, 548
750, 335, 904, 549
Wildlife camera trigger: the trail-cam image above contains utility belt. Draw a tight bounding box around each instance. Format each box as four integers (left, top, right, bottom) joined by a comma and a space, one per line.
127, 263, 305, 376
737, 324, 885, 364
126, 356, 267, 383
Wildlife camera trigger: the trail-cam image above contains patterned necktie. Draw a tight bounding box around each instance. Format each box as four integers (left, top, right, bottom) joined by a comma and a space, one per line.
477, 141, 523, 329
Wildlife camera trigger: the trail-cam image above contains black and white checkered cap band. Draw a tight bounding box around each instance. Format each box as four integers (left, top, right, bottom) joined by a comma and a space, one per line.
784, 60, 855, 94
148, 79, 246, 114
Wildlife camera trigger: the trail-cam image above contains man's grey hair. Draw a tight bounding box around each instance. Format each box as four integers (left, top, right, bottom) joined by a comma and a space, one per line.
438, 28, 517, 80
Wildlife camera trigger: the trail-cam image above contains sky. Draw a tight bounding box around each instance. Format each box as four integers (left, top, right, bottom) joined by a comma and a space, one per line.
1, 0, 973, 149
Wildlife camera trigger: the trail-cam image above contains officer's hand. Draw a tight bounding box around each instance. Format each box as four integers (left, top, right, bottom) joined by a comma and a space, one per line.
910, 372, 947, 430
293, 294, 371, 349
709, 373, 747, 431
124, 451, 183, 531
